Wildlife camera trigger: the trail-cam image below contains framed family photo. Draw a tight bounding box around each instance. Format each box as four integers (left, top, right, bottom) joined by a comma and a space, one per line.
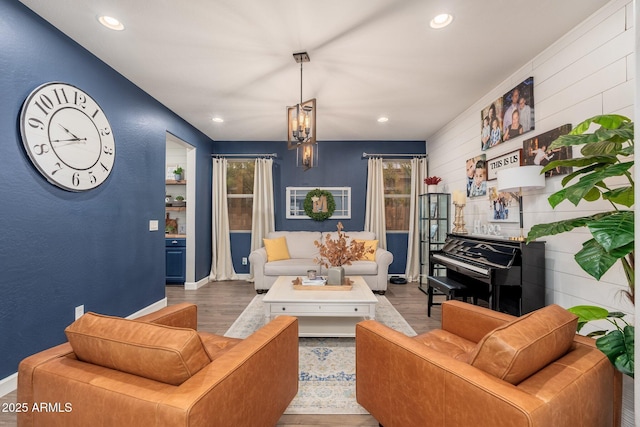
522, 124, 573, 177
465, 154, 487, 197
481, 77, 535, 151
480, 98, 504, 151
488, 185, 519, 223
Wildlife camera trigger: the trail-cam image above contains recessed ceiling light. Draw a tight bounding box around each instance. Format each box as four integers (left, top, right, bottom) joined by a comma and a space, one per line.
212, 117, 224, 123
430, 13, 453, 29
377, 117, 389, 123
98, 15, 125, 31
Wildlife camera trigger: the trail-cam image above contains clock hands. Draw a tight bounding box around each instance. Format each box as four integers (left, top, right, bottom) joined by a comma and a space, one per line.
58, 123, 82, 140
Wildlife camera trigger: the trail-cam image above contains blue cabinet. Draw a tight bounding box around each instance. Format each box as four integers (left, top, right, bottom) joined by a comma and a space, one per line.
166, 238, 186, 284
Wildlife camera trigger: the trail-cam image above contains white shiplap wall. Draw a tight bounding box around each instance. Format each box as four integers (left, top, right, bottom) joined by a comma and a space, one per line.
427, 0, 634, 317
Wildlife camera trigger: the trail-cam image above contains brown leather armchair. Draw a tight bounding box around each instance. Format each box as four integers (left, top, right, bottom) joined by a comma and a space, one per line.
18, 303, 298, 427
356, 300, 621, 427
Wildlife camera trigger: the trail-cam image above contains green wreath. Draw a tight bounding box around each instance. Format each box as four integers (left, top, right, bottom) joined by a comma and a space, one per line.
303, 189, 336, 221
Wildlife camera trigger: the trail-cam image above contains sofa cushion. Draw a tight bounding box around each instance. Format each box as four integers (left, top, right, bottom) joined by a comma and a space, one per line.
342, 260, 378, 275
413, 329, 477, 362
267, 231, 321, 259
264, 259, 319, 276
468, 304, 578, 385
263, 236, 291, 262
355, 239, 378, 261
65, 312, 211, 386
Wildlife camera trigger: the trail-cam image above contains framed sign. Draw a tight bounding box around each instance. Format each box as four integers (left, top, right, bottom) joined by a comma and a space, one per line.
486, 149, 522, 181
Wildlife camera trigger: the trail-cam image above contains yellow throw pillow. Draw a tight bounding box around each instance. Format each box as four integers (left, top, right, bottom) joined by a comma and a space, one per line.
355, 239, 378, 261
263, 236, 291, 262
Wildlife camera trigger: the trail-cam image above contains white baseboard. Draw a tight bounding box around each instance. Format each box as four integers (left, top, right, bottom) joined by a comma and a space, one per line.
236, 273, 250, 280
0, 373, 17, 397
127, 297, 168, 319
184, 276, 209, 290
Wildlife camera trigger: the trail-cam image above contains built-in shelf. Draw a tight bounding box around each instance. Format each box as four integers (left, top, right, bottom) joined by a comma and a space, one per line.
166, 206, 186, 212
166, 180, 187, 185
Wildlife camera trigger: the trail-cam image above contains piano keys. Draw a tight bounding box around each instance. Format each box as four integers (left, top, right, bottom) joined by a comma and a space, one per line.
429, 234, 545, 316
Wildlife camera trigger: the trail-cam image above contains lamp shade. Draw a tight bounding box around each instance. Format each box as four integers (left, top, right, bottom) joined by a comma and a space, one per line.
497, 165, 546, 192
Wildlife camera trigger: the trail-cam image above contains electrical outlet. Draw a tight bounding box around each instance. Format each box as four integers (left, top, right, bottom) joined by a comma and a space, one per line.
242, 257, 248, 265
75, 305, 84, 320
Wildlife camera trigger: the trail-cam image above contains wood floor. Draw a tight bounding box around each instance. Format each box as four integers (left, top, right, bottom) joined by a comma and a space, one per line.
0, 280, 442, 427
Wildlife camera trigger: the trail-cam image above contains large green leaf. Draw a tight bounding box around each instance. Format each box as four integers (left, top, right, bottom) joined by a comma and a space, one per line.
541, 155, 616, 175
596, 326, 635, 378
527, 212, 615, 241
575, 239, 619, 280
580, 139, 622, 156
603, 187, 634, 207
587, 211, 634, 252
561, 162, 633, 206
568, 305, 609, 322
571, 115, 631, 134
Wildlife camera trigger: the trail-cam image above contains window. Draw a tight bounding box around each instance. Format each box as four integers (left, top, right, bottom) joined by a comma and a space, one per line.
227, 160, 254, 231
383, 160, 411, 231
286, 187, 351, 219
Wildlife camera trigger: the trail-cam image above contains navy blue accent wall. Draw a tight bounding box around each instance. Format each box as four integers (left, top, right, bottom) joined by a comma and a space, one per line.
212, 141, 426, 275
0, 1, 214, 379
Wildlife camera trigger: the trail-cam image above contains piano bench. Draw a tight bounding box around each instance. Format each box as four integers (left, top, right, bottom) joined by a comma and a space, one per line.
427, 276, 478, 317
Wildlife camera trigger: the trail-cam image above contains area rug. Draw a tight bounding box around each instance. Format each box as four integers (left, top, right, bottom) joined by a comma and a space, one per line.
225, 295, 416, 414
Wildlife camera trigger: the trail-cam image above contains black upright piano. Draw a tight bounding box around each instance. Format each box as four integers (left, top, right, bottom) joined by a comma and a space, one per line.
429, 234, 545, 316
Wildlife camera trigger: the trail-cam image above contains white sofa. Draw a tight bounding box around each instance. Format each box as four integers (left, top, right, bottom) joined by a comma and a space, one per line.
249, 230, 393, 294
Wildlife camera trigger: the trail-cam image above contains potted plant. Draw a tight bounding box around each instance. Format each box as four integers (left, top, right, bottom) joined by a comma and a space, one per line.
173, 166, 184, 181
526, 114, 634, 377
424, 176, 442, 193
174, 195, 186, 207
314, 222, 374, 285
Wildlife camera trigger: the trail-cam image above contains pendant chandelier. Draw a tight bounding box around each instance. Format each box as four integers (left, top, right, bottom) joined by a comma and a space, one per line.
287, 52, 317, 170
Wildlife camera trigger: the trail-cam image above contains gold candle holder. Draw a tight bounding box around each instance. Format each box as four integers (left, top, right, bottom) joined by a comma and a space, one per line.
452, 202, 468, 235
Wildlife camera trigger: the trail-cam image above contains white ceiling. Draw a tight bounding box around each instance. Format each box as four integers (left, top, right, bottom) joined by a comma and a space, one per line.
19, 0, 610, 142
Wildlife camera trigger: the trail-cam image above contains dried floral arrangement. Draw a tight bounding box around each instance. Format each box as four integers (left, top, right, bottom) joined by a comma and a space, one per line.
424, 176, 442, 185
314, 222, 374, 268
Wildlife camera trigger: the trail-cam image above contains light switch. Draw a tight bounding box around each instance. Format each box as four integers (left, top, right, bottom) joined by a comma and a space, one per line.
149, 220, 159, 231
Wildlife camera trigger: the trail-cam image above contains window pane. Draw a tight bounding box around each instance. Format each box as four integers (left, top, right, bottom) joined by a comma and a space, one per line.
227, 161, 254, 195
227, 160, 254, 231
228, 197, 253, 231
383, 160, 411, 231
383, 161, 411, 195
385, 197, 410, 230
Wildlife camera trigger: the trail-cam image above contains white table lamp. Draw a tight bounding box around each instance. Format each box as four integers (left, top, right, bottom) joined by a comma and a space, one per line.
496, 165, 546, 241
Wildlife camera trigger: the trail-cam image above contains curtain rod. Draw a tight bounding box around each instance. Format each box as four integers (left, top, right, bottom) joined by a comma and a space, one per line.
362, 152, 427, 158
212, 153, 277, 158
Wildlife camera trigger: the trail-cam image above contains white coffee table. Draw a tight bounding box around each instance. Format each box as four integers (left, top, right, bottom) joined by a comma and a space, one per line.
263, 275, 378, 337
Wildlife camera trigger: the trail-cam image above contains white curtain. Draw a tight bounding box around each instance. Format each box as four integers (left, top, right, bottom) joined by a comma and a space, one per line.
249, 158, 275, 281
405, 157, 428, 282
364, 157, 387, 249
210, 158, 238, 281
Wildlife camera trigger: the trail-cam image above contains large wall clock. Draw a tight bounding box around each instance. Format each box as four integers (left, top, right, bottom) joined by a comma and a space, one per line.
20, 82, 115, 191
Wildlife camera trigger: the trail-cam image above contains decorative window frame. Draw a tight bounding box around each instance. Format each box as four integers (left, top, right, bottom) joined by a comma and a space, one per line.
286, 187, 351, 219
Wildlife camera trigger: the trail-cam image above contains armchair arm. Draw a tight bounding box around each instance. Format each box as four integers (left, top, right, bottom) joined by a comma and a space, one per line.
441, 300, 514, 343
157, 315, 299, 427
374, 247, 393, 267
134, 302, 198, 330
356, 320, 552, 427
249, 247, 268, 288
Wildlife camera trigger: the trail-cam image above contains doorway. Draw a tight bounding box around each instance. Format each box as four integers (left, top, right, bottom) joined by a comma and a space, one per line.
166, 132, 196, 287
